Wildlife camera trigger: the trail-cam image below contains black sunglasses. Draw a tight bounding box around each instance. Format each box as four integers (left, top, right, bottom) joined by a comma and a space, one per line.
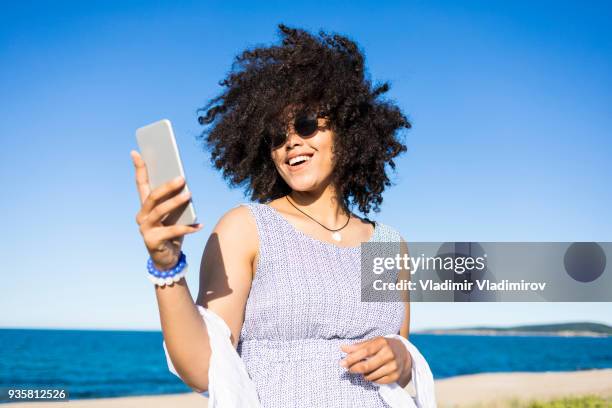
266, 112, 325, 149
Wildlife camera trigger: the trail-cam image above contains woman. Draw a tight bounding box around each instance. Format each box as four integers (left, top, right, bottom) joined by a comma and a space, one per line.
132, 24, 414, 407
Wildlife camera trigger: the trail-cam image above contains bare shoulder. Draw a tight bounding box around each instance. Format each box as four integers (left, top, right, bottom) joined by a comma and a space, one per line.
212, 204, 258, 244
352, 213, 376, 237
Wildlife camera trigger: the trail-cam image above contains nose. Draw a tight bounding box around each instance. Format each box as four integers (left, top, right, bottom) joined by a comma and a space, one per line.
284, 129, 304, 149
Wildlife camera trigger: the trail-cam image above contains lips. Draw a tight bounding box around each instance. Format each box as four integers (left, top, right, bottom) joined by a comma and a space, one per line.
288, 155, 311, 165
286, 152, 314, 172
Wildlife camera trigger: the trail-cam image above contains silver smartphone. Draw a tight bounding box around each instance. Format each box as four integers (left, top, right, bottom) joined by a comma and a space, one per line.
135, 119, 198, 226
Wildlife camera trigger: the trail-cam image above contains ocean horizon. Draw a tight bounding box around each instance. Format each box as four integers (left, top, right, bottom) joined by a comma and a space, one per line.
1, 328, 611, 401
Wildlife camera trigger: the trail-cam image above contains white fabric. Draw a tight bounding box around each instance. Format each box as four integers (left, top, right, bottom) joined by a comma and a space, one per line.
163, 305, 261, 407
380, 334, 437, 408
163, 307, 437, 408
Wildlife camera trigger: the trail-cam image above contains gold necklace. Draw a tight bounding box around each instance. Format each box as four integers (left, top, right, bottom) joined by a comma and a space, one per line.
285, 196, 351, 242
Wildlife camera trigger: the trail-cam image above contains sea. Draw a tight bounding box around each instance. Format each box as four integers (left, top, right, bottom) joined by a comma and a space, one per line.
1, 329, 611, 401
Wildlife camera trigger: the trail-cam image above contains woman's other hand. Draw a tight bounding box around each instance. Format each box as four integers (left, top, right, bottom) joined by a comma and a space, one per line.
339, 336, 413, 387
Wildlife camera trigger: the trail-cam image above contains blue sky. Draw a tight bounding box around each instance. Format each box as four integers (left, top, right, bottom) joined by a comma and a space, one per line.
1, 0, 610, 330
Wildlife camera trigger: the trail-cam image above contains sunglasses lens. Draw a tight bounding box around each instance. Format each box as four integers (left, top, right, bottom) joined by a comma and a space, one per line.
294, 114, 319, 137
270, 133, 286, 148
267, 113, 320, 148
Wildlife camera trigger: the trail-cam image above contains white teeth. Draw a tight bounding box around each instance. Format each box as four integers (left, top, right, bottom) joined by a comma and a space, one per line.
288, 155, 311, 166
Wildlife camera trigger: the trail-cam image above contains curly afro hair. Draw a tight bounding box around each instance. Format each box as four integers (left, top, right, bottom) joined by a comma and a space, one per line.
197, 24, 410, 215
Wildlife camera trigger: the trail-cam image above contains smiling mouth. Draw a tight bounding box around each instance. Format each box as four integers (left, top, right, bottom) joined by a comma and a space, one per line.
286, 153, 314, 171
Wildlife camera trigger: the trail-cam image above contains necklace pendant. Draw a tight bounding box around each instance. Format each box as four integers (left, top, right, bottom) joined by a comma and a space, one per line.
331, 231, 342, 242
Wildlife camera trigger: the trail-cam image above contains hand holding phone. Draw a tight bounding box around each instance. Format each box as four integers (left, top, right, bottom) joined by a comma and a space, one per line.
132, 119, 202, 271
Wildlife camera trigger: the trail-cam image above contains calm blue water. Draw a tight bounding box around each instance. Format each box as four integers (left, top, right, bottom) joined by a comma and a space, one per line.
1, 329, 611, 400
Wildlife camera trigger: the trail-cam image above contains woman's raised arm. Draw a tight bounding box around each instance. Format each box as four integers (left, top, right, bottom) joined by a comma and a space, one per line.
131, 150, 256, 393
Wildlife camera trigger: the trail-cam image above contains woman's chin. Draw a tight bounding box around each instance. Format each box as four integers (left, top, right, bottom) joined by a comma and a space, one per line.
286, 176, 325, 193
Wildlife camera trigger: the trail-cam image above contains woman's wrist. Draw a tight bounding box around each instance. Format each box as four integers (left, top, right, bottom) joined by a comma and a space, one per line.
384, 334, 413, 387
398, 349, 413, 387
147, 252, 188, 286
153, 260, 177, 271
151, 252, 183, 271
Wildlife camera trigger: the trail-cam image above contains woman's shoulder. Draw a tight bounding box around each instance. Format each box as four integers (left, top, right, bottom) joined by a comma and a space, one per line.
215, 201, 277, 239
217, 202, 256, 224
211, 203, 259, 245
204, 204, 260, 277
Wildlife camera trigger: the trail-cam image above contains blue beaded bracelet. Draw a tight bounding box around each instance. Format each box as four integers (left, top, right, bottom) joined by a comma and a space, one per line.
147, 252, 188, 286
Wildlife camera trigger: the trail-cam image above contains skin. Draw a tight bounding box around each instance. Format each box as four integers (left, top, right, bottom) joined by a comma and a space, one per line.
130, 113, 412, 393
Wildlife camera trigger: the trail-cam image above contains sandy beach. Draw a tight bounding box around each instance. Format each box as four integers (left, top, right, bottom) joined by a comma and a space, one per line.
9, 369, 612, 407
435, 369, 612, 407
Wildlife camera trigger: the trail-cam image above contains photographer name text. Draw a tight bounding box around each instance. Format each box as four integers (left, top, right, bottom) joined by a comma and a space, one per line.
373, 279, 547, 292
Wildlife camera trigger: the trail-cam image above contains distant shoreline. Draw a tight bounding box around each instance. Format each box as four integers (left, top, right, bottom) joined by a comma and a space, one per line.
416, 329, 610, 338
414, 321, 612, 338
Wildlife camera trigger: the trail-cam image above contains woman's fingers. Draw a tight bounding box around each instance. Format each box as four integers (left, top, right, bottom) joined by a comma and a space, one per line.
131, 150, 187, 223
344, 347, 390, 375
144, 224, 203, 248
363, 357, 398, 383
141, 190, 193, 227
137, 176, 186, 224
131, 150, 151, 204
339, 347, 370, 369
340, 339, 384, 370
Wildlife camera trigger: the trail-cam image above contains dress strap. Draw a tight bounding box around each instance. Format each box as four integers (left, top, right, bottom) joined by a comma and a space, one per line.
238, 202, 289, 263
371, 221, 403, 243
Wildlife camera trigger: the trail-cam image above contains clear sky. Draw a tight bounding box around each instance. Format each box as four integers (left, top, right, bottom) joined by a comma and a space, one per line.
1, 0, 610, 331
